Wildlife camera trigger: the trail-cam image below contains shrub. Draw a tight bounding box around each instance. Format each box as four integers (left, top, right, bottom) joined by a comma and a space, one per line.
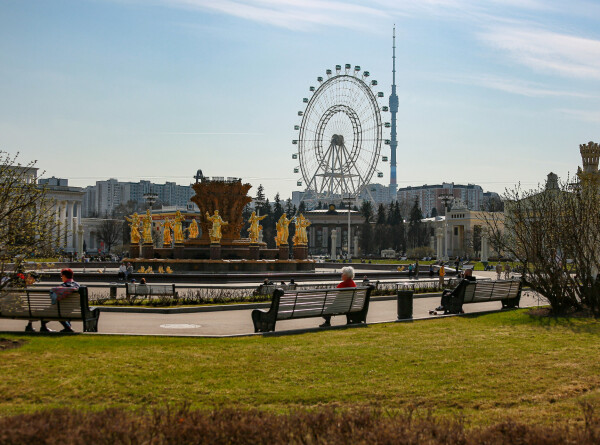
0, 405, 598, 445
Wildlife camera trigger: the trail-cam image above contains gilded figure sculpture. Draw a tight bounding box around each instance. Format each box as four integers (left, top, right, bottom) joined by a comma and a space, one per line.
188, 219, 199, 239
141, 209, 153, 244
125, 212, 141, 244
162, 218, 173, 246
173, 211, 185, 244
292, 213, 310, 246
206, 210, 228, 244
248, 211, 266, 243
275, 213, 291, 246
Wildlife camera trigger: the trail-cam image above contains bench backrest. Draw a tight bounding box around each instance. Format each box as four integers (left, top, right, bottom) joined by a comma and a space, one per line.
276, 287, 369, 320
463, 280, 520, 303
126, 283, 175, 296
0, 287, 87, 320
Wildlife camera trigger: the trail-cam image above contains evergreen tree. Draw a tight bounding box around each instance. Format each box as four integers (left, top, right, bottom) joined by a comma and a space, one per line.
255, 184, 265, 202
285, 198, 294, 216
359, 222, 373, 255
359, 200, 374, 223
407, 198, 425, 250
358, 201, 374, 255
376, 204, 387, 225
298, 201, 306, 214
430, 207, 438, 218
273, 193, 284, 223
373, 204, 387, 253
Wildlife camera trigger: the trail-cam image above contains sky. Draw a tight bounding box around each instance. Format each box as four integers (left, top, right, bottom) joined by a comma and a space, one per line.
1, 0, 599, 200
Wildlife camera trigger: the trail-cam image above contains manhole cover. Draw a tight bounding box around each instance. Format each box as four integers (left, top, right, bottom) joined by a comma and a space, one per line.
160, 324, 201, 329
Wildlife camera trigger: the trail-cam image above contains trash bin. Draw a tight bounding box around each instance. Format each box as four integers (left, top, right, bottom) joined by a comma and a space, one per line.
397, 290, 414, 320
109, 284, 118, 299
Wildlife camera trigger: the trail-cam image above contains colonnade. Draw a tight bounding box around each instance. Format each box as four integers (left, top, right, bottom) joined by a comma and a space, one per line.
54, 200, 84, 254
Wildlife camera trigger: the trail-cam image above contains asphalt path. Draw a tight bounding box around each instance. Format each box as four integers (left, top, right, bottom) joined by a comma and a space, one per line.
0, 287, 546, 337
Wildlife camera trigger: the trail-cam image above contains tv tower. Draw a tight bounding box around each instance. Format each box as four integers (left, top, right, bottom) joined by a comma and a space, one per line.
389, 26, 399, 196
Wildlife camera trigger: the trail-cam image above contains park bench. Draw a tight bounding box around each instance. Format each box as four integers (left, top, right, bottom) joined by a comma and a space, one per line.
442, 279, 522, 314
126, 283, 178, 299
252, 286, 373, 333
0, 286, 99, 332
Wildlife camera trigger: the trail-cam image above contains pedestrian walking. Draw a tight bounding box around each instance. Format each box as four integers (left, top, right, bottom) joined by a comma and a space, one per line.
504, 262, 511, 280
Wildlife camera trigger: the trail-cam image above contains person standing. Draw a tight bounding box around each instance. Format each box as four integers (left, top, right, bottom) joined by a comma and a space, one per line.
495, 263, 502, 280
504, 262, 511, 280
438, 264, 445, 288
320, 266, 356, 327
126, 262, 134, 280
415, 259, 420, 280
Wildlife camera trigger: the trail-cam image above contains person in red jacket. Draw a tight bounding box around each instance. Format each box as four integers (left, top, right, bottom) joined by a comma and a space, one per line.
320, 266, 356, 327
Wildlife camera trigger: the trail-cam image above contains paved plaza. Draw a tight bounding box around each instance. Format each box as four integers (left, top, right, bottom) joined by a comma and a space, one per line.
0, 270, 546, 336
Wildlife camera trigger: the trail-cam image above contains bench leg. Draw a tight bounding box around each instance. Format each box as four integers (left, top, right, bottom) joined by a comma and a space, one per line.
346, 312, 367, 325
252, 309, 276, 333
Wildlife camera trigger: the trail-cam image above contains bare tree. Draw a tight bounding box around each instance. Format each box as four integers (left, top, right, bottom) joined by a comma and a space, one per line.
96, 219, 123, 253
483, 176, 600, 317
0, 152, 57, 291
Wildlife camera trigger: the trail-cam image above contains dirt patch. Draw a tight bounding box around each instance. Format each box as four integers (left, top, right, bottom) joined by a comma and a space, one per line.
527, 307, 596, 318
0, 338, 26, 351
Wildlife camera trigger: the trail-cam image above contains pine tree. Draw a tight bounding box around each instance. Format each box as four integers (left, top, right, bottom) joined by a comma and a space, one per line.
373, 204, 387, 253
407, 198, 425, 249
255, 184, 265, 202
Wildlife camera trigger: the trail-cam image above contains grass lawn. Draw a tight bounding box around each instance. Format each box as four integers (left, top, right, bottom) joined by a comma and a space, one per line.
1, 310, 600, 425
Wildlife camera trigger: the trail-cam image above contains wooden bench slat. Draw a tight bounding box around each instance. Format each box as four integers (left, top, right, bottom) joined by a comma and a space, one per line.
252, 286, 373, 332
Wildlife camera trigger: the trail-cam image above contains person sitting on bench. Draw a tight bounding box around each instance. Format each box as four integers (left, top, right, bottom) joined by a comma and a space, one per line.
435, 268, 476, 313
320, 266, 356, 327
26, 268, 79, 333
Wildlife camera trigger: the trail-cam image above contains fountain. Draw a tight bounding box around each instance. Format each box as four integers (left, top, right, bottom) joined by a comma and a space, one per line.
125, 177, 313, 273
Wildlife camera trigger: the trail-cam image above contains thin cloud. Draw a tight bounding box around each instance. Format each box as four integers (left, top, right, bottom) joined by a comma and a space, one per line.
158, 0, 387, 31
156, 132, 263, 135
480, 27, 600, 80
556, 109, 600, 124
439, 73, 596, 98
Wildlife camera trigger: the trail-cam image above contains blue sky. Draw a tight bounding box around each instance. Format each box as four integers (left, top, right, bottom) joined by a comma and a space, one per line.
1, 0, 599, 200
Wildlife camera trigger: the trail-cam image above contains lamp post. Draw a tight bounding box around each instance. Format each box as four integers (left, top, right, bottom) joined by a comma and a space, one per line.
143, 192, 158, 210
438, 193, 453, 262
342, 195, 354, 259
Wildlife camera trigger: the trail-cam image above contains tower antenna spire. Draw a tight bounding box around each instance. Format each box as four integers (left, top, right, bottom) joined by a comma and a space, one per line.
389, 26, 399, 194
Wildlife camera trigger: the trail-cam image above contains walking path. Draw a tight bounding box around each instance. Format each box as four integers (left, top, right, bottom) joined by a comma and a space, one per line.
0, 288, 546, 337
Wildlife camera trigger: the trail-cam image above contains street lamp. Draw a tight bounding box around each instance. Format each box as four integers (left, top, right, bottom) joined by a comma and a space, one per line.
438, 193, 454, 262
342, 195, 355, 259
143, 192, 158, 210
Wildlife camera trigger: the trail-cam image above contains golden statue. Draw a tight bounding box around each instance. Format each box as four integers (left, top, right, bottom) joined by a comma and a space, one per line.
206, 210, 228, 244
157, 266, 165, 274
293, 213, 310, 246
188, 219, 199, 239
173, 211, 185, 244
275, 213, 291, 246
125, 212, 141, 244
162, 218, 173, 246
142, 209, 153, 244
248, 211, 266, 243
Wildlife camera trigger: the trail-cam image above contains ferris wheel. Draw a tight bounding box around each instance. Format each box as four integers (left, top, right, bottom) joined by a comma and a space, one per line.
292, 64, 389, 203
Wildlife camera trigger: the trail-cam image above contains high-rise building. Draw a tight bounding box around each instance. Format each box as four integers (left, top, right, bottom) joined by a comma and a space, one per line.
82, 179, 196, 217
397, 183, 485, 217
